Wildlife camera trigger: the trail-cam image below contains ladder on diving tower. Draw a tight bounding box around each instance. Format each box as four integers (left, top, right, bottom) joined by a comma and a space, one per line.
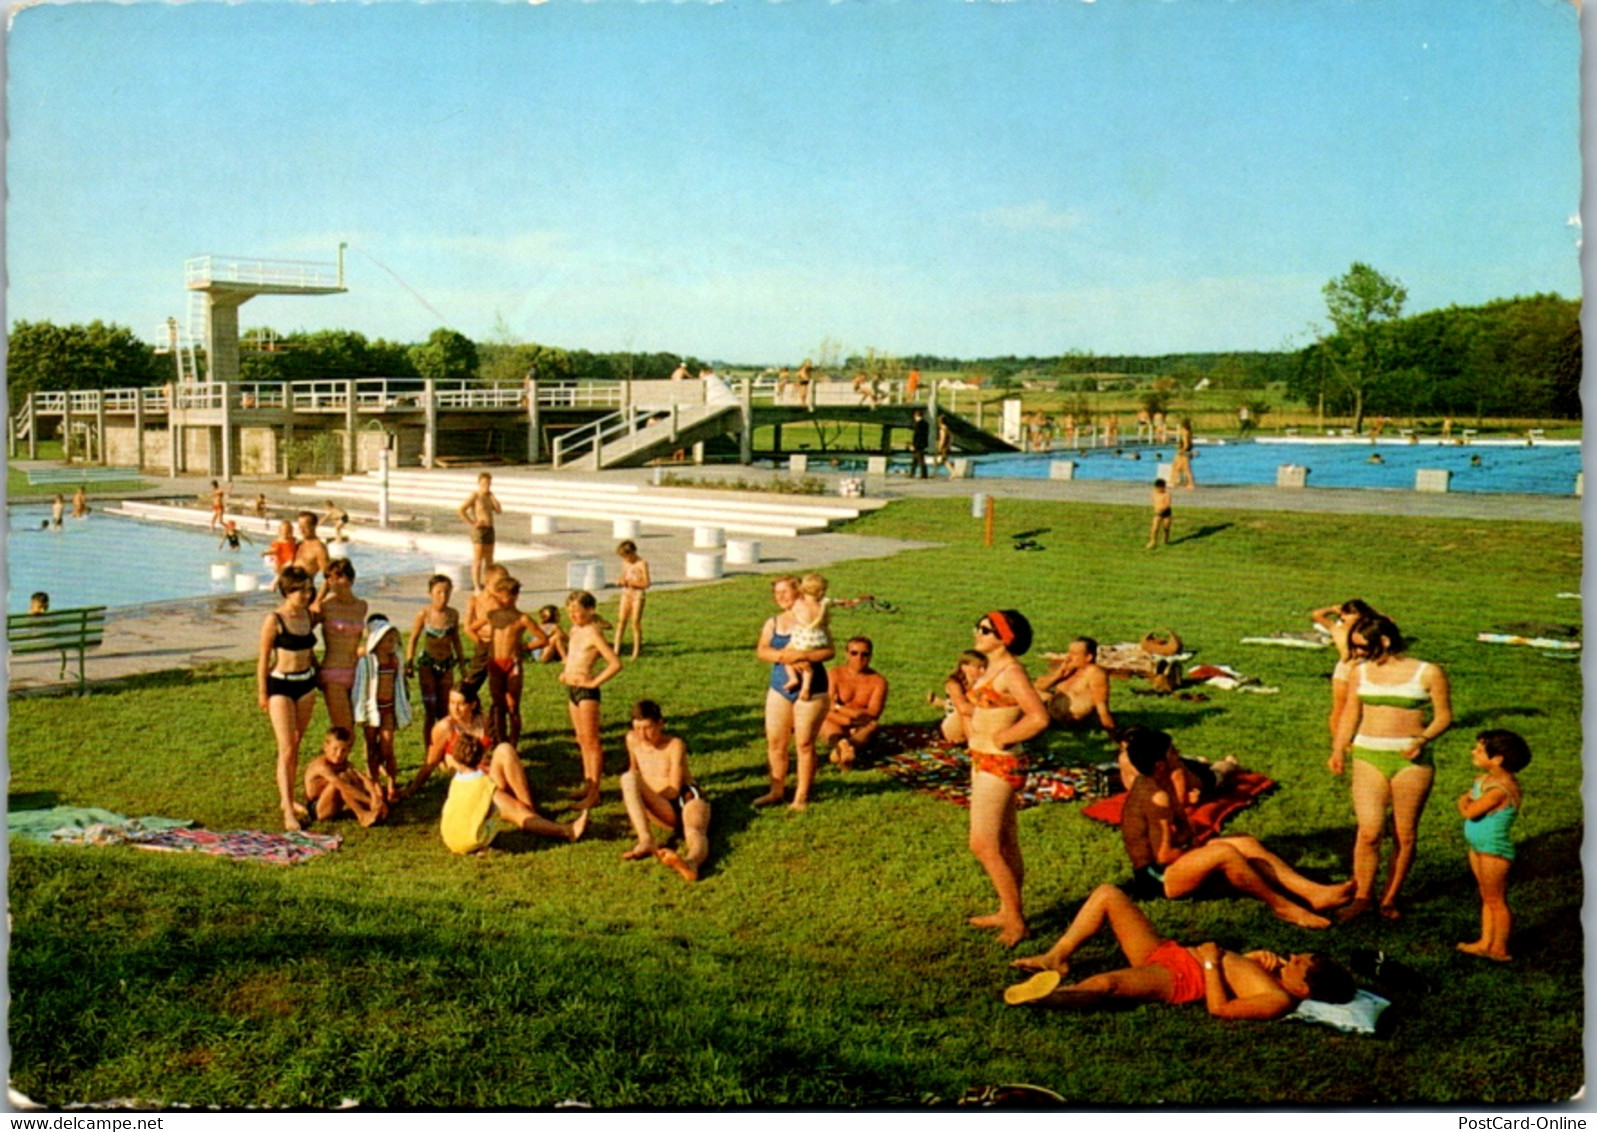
154, 292, 206, 383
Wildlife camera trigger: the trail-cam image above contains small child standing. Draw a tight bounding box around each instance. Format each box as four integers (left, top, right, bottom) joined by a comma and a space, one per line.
1146, 478, 1173, 549
304, 726, 389, 827
1457, 728, 1531, 962
353, 616, 412, 801
484, 576, 548, 747
783, 572, 833, 702
613, 540, 652, 660
928, 650, 988, 745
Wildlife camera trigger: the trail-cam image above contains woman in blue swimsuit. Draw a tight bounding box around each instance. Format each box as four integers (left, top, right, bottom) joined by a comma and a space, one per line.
1328, 614, 1452, 921
753, 575, 836, 810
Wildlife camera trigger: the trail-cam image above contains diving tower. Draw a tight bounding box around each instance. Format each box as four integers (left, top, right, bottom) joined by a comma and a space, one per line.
184, 245, 348, 383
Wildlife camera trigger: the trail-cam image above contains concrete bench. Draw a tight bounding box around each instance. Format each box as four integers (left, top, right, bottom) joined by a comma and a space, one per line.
685, 550, 725, 580
7, 605, 108, 693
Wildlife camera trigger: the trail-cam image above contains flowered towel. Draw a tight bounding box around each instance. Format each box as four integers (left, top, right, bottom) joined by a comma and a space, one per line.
129, 827, 342, 866
871, 724, 1104, 809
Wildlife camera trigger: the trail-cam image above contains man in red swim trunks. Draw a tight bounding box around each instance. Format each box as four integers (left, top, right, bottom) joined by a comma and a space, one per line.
1003, 884, 1355, 1019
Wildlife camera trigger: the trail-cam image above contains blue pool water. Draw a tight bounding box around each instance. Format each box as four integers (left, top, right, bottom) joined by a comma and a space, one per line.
969, 440, 1583, 495
6, 508, 457, 613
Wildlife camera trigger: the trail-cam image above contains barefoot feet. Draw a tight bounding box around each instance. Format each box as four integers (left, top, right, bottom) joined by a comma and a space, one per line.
567, 809, 590, 842
1274, 903, 1332, 930
751, 790, 784, 808
621, 842, 655, 861
656, 847, 698, 882
1311, 880, 1359, 912
1456, 941, 1511, 962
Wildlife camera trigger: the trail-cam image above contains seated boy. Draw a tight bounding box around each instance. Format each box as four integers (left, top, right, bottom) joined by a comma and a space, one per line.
440, 738, 588, 854
618, 699, 711, 882
1118, 727, 1352, 929
304, 726, 389, 827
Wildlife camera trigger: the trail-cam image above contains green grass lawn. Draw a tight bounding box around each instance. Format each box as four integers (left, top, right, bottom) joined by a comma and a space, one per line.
7, 498, 1583, 1107
8, 441, 151, 498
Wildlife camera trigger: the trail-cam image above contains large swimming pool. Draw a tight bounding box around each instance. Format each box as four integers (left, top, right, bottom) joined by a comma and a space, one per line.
966, 439, 1583, 495
6, 507, 463, 614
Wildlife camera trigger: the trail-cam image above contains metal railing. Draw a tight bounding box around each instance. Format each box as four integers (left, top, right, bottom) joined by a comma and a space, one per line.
186, 254, 342, 291
552, 410, 633, 468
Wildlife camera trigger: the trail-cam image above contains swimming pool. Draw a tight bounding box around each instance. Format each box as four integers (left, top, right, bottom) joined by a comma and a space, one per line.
6, 506, 464, 614
967, 439, 1583, 495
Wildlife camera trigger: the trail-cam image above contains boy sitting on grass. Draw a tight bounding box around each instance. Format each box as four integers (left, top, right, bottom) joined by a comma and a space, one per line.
619, 699, 711, 882
304, 726, 389, 827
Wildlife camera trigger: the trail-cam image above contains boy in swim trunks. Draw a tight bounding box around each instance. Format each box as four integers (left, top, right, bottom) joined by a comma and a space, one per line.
1005, 884, 1354, 1018
459, 472, 502, 591
482, 575, 548, 747
619, 699, 711, 881
208, 480, 226, 530
560, 589, 623, 810
1117, 727, 1353, 928
1146, 478, 1172, 548
304, 726, 389, 827
439, 735, 589, 854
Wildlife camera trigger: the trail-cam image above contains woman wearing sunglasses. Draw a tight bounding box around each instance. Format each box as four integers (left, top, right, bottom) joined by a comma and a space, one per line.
965, 610, 1050, 947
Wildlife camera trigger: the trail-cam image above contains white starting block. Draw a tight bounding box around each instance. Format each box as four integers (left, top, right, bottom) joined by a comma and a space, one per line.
725, 538, 761, 566
685, 550, 725, 580
531, 514, 560, 536
694, 526, 725, 549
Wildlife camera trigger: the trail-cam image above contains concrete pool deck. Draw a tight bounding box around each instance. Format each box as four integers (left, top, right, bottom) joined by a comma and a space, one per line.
4, 462, 1581, 694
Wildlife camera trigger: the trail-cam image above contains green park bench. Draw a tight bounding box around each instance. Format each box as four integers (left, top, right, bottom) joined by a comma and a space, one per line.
23, 466, 141, 487
6, 606, 109, 694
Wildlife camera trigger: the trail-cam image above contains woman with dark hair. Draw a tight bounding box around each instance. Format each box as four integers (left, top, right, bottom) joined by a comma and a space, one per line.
257, 565, 320, 831
1311, 598, 1380, 737
965, 609, 1050, 947
1006, 885, 1355, 1018
1329, 613, 1452, 921
314, 557, 368, 733
753, 575, 836, 810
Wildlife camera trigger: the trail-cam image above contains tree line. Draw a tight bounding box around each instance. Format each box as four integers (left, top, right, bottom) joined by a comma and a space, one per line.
7, 274, 1581, 422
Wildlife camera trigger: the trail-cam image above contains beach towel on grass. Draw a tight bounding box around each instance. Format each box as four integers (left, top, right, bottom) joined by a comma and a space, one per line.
1476, 632, 1580, 651
872, 724, 1102, 809
1240, 632, 1331, 649
1081, 770, 1276, 846
9, 806, 194, 846
129, 827, 342, 866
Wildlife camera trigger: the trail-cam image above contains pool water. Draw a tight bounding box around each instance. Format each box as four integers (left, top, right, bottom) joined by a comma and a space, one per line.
968, 439, 1583, 495
6, 507, 462, 614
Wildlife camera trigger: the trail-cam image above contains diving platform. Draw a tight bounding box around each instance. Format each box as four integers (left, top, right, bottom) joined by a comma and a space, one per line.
184, 249, 349, 384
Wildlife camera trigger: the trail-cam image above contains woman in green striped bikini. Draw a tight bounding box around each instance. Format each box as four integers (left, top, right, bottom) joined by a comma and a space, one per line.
1328, 614, 1452, 921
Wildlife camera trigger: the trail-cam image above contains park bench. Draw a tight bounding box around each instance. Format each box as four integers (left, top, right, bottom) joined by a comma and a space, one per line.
6, 606, 108, 694
24, 466, 141, 487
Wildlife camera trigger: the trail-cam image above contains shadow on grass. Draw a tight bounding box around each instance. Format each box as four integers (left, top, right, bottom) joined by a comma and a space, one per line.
1453, 706, 1547, 728
9, 791, 65, 811
1172, 523, 1235, 544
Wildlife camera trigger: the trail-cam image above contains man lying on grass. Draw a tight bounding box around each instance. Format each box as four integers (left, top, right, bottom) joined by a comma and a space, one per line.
1006, 885, 1355, 1018
1117, 726, 1353, 929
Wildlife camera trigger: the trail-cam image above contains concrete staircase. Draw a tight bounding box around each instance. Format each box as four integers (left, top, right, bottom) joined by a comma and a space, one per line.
289, 469, 887, 539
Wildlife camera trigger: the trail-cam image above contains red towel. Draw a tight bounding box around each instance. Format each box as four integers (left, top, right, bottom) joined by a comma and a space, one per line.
1082, 770, 1276, 846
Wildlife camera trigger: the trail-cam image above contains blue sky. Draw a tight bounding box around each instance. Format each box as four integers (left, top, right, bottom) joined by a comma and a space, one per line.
4, 0, 1582, 365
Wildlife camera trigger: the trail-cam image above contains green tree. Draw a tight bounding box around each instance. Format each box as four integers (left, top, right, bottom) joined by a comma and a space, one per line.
1321, 262, 1407, 432
408, 328, 479, 383
8, 320, 165, 412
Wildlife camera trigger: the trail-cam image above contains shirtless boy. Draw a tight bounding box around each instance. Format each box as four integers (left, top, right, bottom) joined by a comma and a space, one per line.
1146, 478, 1173, 549
208, 481, 226, 530
461, 563, 511, 701
304, 726, 388, 827
619, 699, 712, 882
483, 575, 548, 746
459, 473, 502, 591
72, 486, 90, 519
293, 512, 331, 588
821, 636, 888, 769
559, 589, 623, 809
1034, 638, 1116, 732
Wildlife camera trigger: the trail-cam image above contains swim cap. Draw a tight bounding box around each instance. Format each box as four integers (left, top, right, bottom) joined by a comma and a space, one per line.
985, 609, 1033, 656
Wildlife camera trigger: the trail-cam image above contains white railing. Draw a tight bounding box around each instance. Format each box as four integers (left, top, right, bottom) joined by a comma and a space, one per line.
552, 410, 630, 467
435, 383, 527, 409
746, 376, 909, 408
186, 254, 342, 291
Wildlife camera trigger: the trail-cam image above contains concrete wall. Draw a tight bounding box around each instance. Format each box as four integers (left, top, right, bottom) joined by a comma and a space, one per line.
182, 426, 214, 475
239, 427, 279, 476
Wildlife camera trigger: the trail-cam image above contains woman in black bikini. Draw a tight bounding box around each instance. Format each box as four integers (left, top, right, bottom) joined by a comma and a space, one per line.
257, 565, 321, 831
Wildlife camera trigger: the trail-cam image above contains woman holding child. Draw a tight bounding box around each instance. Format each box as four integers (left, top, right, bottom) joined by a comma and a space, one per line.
753, 575, 836, 811
965, 610, 1050, 948
257, 566, 320, 831
1329, 612, 1451, 921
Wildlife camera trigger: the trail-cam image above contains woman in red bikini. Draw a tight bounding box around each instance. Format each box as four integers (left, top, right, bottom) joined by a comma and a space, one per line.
1005, 884, 1354, 1018
964, 609, 1050, 948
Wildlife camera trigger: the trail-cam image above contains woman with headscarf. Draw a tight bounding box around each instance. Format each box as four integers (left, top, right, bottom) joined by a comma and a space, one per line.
964, 609, 1050, 947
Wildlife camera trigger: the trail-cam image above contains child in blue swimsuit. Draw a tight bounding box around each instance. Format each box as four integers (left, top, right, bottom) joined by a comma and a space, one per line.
1457, 728, 1530, 962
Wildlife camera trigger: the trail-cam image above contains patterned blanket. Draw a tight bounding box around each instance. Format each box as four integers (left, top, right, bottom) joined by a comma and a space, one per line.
129, 827, 342, 866
871, 724, 1107, 809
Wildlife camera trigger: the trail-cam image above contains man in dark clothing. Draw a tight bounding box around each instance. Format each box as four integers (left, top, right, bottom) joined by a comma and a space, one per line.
909, 409, 930, 479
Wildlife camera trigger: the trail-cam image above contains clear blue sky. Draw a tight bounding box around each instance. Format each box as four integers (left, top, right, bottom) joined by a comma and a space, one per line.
4, 0, 1582, 365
